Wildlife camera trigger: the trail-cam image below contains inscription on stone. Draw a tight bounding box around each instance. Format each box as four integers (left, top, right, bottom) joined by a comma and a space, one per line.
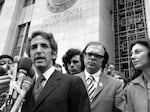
42, 7, 83, 29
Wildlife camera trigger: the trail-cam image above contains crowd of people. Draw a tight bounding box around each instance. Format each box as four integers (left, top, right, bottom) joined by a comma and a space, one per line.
0, 30, 150, 112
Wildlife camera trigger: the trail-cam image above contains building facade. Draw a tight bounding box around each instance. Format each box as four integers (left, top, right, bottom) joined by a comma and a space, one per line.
113, 0, 149, 79
0, 0, 150, 79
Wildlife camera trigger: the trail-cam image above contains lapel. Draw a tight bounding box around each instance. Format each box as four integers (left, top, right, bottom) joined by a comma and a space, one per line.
33, 70, 62, 111
78, 72, 87, 87
78, 71, 108, 100
92, 71, 108, 100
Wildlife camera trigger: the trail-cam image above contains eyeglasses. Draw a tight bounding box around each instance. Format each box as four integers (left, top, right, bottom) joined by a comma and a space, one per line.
85, 52, 104, 59
0, 61, 13, 65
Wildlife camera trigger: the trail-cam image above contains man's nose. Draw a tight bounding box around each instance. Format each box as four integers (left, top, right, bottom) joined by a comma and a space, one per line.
37, 45, 43, 52
91, 55, 95, 58
70, 62, 74, 67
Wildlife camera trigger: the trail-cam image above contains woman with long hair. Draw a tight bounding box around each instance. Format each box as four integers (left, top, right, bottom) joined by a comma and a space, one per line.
126, 39, 150, 112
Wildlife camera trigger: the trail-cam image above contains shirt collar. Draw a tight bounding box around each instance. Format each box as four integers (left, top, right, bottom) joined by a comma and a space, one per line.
35, 66, 55, 81
84, 69, 102, 83
43, 66, 55, 80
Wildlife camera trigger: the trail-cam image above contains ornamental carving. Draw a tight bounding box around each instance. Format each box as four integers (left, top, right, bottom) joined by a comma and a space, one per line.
47, 0, 77, 13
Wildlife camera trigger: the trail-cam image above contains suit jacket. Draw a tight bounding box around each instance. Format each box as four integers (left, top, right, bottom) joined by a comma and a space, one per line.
76, 71, 125, 112
21, 70, 91, 112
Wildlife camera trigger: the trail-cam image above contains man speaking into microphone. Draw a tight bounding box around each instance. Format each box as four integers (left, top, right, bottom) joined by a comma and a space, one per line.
0, 54, 14, 107
21, 30, 91, 112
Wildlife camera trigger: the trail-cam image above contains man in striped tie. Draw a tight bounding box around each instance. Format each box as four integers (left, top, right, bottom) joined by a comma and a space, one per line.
76, 41, 125, 112
86, 75, 96, 102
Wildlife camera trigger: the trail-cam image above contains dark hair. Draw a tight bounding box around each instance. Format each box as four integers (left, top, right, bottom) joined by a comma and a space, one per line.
0, 54, 13, 62
129, 39, 150, 80
130, 39, 150, 59
62, 48, 84, 73
82, 41, 109, 70
26, 30, 58, 64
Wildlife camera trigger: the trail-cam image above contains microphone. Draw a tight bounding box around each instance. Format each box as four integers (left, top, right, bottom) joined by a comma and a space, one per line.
12, 57, 32, 100
7, 55, 20, 96
12, 56, 21, 81
6, 57, 32, 110
10, 77, 34, 112
4, 56, 20, 112
17, 57, 32, 87
9, 67, 35, 112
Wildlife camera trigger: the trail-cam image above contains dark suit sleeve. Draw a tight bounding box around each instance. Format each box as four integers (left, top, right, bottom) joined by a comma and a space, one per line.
68, 76, 91, 112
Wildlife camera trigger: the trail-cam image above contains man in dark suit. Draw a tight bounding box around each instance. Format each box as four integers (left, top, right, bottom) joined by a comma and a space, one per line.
76, 42, 125, 112
21, 31, 91, 112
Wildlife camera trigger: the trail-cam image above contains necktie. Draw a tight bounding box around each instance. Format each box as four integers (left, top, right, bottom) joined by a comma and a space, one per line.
33, 75, 45, 101
86, 76, 96, 102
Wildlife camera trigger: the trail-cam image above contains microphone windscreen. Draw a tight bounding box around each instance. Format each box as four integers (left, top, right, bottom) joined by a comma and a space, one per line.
19, 58, 32, 72
28, 68, 35, 78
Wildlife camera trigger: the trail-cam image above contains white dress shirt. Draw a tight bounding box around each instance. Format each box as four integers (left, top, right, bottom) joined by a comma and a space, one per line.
84, 69, 102, 87
35, 66, 55, 87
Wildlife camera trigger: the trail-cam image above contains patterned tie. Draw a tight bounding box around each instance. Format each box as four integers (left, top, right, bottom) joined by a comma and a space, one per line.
33, 75, 45, 101
86, 76, 96, 102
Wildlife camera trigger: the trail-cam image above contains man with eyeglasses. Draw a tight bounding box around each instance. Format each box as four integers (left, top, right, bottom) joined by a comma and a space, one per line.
0, 54, 13, 108
0, 55, 14, 71
62, 48, 84, 75
76, 42, 125, 112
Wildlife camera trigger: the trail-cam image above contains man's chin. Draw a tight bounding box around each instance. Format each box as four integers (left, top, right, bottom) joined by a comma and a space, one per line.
35, 63, 45, 68
87, 64, 95, 69
36, 65, 47, 72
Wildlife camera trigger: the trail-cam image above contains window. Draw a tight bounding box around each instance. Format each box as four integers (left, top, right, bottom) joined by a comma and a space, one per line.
24, 0, 35, 7
0, 0, 4, 14
13, 22, 30, 57
113, 0, 148, 79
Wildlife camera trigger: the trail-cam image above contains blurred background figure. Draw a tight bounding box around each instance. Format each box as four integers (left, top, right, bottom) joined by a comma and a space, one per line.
107, 63, 116, 77
107, 63, 124, 83
0, 54, 13, 108
54, 63, 62, 73
0, 54, 14, 73
62, 48, 84, 75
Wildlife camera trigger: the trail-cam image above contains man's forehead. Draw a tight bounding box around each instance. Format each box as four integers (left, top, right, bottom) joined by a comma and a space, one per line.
31, 35, 49, 45
71, 55, 80, 60
86, 44, 105, 54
